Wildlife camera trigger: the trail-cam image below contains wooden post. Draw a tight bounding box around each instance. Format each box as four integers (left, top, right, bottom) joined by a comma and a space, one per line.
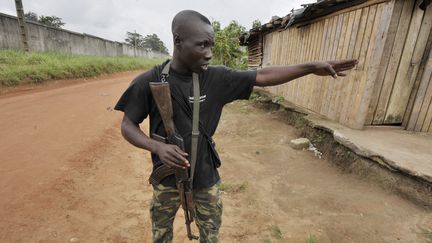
14, 0, 29, 52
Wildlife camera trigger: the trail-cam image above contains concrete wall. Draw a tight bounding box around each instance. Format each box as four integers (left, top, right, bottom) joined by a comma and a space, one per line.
0, 12, 167, 58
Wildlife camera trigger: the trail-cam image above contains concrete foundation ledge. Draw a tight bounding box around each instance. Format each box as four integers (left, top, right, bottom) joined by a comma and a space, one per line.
251, 88, 432, 209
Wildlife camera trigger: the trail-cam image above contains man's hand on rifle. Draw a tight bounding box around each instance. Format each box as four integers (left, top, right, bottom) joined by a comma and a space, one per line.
155, 143, 190, 169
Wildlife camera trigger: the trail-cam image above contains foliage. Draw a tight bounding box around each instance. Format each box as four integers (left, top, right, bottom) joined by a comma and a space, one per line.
125, 31, 145, 48
125, 32, 169, 54
249, 91, 260, 101
308, 234, 318, 243
421, 228, 432, 242
272, 96, 285, 104
143, 34, 169, 54
38, 15, 65, 28
211, 20, 248, 69
252, 19, 262, 29
24, 12, 65, 28
0, 49, 163, 86
270, 225, 283, 239
24, 11, 38, 22
219, 181, 248, 193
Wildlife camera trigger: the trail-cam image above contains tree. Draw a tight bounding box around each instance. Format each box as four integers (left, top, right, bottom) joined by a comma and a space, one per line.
125, 31, 145, 48
24, 12, 65, 28
125, 32, 169, 54
142, 34, 169, 54
211, 20, 247, 69
38, 15, 65, 28
212, 21, 221, 32
252, 19, 261, 29
24, 11, 38, 22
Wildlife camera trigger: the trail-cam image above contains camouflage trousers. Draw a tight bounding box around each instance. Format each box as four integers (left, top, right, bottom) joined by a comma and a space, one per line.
150, 182, 223, 243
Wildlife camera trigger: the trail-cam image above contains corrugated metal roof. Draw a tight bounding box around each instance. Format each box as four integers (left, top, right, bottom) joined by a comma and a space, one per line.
420, 0, 431, 10
240, 0, 431, 45
286, 0, 367, 27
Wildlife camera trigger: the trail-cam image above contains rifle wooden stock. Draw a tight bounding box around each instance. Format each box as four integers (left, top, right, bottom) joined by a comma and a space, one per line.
149, 81, 199, 241
149, 82, 175, 136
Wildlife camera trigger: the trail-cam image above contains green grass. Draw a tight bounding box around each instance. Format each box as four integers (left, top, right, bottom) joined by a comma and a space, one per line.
0, 49, 165, 86
421, 228, 432, 242
219, 181, 248, 193
249, 91, 269, 102
261, 225, 283, 243
307, 234, 318, 243
249, 91, 260, 101
270, 225, 283, 239
271, 96, 284, 104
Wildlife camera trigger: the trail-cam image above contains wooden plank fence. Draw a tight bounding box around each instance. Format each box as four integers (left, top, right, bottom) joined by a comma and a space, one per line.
259, 0, 432, 132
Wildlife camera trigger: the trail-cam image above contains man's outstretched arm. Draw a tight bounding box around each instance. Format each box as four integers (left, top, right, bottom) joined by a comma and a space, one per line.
254, 59, 358, 87
120, 115, 190, 169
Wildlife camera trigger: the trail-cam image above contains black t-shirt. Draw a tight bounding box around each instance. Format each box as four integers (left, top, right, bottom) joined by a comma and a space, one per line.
115, 60, 256, 189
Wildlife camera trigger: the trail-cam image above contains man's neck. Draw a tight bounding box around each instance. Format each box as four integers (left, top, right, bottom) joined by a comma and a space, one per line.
170, 58, 192, 76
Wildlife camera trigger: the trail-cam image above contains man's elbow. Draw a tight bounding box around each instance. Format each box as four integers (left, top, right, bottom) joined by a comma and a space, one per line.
254, 72, 267, 87
120, 121, 128, 139
120, 116, 137, 139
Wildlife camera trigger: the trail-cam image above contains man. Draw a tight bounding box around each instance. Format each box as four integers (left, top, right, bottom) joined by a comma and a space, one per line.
115, 10, 357, 243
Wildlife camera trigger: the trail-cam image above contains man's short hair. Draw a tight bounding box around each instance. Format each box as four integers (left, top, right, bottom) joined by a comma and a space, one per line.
171, 10, 211, 34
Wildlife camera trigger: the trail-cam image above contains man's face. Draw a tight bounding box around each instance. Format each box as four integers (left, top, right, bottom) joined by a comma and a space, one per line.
176, 22, 214, 74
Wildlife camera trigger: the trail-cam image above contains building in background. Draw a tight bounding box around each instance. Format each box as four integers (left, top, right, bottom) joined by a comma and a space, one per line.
240, 0, 432, 133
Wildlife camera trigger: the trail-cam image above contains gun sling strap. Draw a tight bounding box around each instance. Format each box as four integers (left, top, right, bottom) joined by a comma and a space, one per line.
149, 61, 200, 186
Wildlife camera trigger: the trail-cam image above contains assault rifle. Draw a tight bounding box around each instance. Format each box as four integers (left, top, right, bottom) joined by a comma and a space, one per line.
149, 81, 199, 241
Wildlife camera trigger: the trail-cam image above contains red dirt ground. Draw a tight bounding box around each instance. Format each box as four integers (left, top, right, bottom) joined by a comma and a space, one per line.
0, 71, 431, 243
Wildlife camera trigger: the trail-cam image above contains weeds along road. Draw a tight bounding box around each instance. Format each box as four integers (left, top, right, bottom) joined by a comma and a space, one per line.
0, 71, 431, 243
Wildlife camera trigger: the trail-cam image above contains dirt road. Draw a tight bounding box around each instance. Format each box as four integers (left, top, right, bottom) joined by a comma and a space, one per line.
0, 72, 431, 243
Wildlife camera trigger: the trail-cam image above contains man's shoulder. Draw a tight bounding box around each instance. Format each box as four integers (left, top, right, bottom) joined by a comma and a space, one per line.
203, 65, 231, 80
207, 65, 253, 75
207, 65, 230, 73
205, 65, 256, 80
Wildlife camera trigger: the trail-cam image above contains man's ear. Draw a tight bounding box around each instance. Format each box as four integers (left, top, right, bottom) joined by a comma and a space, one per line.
174, 34, 181, 46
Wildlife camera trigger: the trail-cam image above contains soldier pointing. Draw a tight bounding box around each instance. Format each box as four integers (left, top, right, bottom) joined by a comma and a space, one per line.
115, 9, 357, 243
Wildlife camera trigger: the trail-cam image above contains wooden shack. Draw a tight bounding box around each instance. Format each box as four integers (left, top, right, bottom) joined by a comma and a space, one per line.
240, 0, 432, 132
